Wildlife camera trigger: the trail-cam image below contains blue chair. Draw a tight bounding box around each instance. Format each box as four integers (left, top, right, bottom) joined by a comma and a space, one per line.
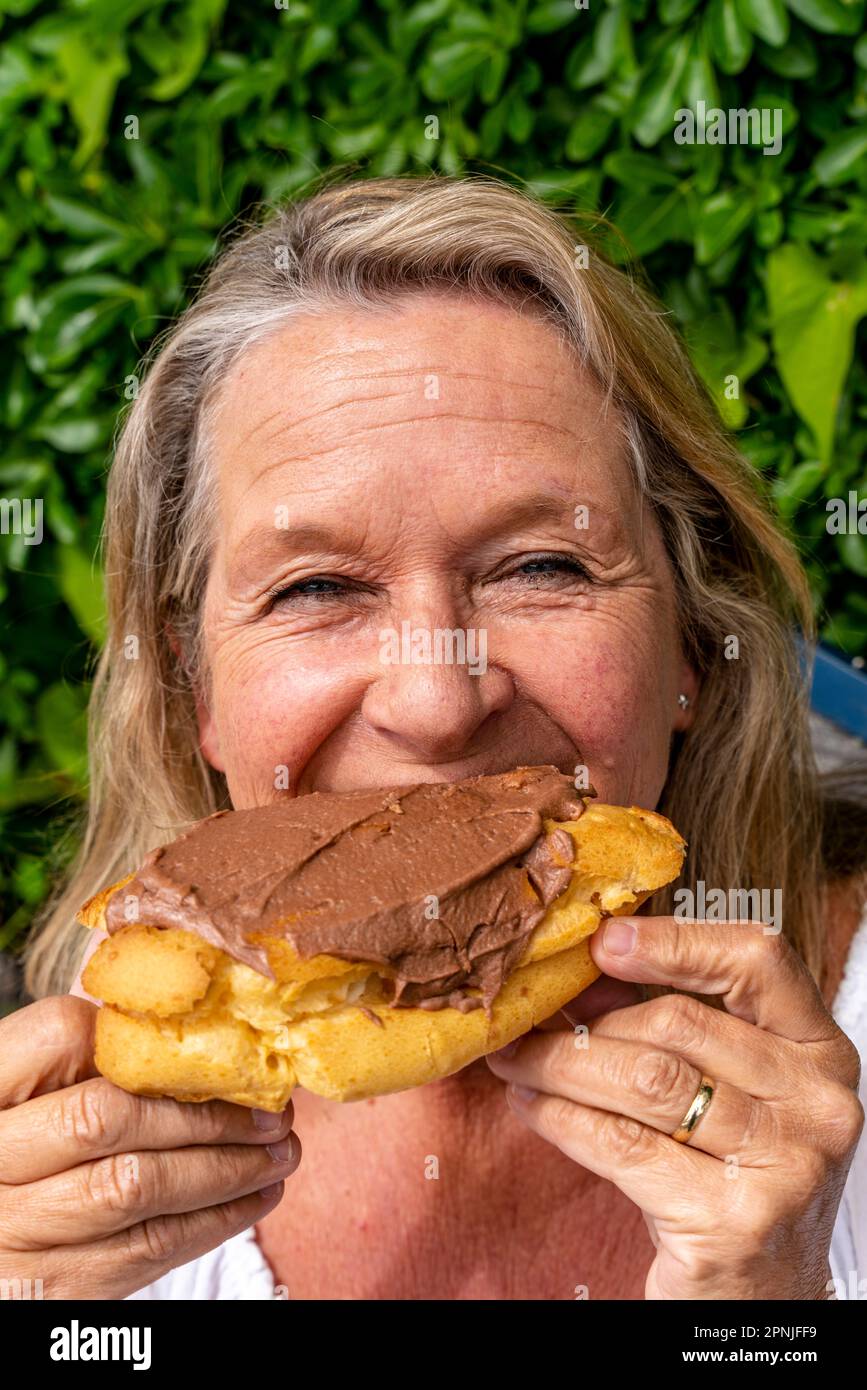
811, 644, 867, 745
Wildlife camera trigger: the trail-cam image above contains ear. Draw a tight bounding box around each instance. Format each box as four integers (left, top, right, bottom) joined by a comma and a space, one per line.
166, 621, 226, 773
673, 658, 700, 733
195, 695, 226, 773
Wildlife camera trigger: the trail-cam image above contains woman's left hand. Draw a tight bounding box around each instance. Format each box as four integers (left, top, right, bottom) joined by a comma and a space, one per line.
486, 916, 864, 1300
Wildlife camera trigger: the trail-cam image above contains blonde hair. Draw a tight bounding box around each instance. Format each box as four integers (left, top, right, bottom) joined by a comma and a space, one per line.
25, 172, 824, 999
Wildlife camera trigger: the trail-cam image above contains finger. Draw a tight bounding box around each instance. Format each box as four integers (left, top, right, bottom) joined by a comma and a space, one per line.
0, 1078, 294, 1184
0, 997, 99, 1107
591, 917, 837, 1043
561, 974, 641, 1024
0, 1134, 302, 1249
503, 1084, 723, 1222
588, 993, 797, 1101
534, 974, 641, 1033
36, 1185, 286, 1300
69, 929, 107, 1006
487, 1030, 767, 1161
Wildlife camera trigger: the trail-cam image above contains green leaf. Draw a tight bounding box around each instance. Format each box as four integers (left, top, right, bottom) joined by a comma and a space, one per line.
683, 30, 720, 113
686, 303, 769, 427
58, 546, 106, 647
506, 97, 534, 143
479, 48, 509, 104
839, 532, 867, 578
602, 151, 680, 187
615, 187, 692, 256
135, 1, 224, 101
566, 9, 620, 89
526, 1, 578, 33
758, 29, 817, 75
695, 191, 756, 264
772, 458, 826, 513
422, 40, 492, 99
56, 31, 129, 166
631, 33, 691, 147
42, 196, 131, 241
29, 276, 140, 371
756, 207, 784, 247
297, 24, 338, 75
812, 127, 867, 187
32, 418, 104, 452
0, 42, 36, 112
392, 0, 452, 48
705, 0, 753, 74
0, 0, 44, 15
12, 853, 48, 906
660, 0, 702, 19
327, 121, 391, 159
35, 682, 89, 783
565, 102, 615, 161
783, 0, 865, 34
736, 0, 790, 44
766, 244, 867, 463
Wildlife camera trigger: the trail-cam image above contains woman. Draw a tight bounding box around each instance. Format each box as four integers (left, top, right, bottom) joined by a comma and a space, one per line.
10, 174, 866, 1300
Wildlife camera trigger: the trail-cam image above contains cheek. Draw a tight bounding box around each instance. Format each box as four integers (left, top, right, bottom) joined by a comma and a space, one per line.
499, 608, 678, 806
207, 629, 367, 804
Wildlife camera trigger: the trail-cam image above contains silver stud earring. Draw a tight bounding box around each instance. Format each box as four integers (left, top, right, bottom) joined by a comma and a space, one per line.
677, 693, 691, 710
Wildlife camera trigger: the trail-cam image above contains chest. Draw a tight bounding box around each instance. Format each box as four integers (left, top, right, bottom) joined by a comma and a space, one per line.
256, 1114, 652, 1300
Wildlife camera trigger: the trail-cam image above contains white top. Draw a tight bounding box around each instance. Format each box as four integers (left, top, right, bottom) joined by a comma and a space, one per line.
124, 902, 867, 1302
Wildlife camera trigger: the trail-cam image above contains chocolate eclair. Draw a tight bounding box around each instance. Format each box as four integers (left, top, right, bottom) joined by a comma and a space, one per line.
81, 767, 686, 1110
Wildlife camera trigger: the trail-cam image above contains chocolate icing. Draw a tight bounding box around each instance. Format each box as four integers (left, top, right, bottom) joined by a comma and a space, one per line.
104, 766, 590, 1014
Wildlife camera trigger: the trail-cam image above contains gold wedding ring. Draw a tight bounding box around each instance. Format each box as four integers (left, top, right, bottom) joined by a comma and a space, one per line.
671, 1075, 716, 1144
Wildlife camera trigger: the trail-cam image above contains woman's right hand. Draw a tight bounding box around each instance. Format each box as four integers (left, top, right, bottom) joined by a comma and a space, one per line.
0, 995, 300, 1299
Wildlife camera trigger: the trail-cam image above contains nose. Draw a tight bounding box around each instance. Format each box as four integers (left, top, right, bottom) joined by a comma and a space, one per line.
361, 624, 515, 764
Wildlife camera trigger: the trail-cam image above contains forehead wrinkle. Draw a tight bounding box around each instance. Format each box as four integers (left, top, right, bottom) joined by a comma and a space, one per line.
301, 365, 578, 399
234, 391, 406, 454
220, 344, 582, 448
253, 375, 574, 450
284, 407, 580, 459
252, 326, 575, 378
222, 410, 586, 510
239, 378, 585, 452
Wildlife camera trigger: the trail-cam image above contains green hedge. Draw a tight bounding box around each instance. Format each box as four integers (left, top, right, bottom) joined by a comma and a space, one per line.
1, 0, 866, 957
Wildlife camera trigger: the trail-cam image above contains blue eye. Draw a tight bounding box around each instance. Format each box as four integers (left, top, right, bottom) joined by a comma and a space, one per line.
268, 576, 348, 604
510, 553, 591, 581
266, 553, 591, 611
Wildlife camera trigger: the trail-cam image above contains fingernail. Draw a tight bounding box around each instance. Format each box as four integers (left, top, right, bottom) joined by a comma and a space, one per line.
492, 1039, 520, 1060
259, 1182, 284, 1201
252, 1108, 284, 1131
509, 1084, 538, 1104
604, 920, 636, 955
267, 1136, 295, 1163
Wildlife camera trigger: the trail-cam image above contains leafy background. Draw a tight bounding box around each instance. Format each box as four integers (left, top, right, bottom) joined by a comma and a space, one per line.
1, 0, 866, 989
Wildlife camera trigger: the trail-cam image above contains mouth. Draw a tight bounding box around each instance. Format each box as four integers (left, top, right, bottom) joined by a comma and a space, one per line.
297, 755, 583, 798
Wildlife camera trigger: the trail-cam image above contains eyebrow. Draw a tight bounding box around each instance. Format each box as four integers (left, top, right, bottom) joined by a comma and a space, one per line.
223, 486, 628, 592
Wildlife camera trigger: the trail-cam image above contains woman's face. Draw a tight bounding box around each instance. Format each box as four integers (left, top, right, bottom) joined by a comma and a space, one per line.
197, 293, 697, 808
